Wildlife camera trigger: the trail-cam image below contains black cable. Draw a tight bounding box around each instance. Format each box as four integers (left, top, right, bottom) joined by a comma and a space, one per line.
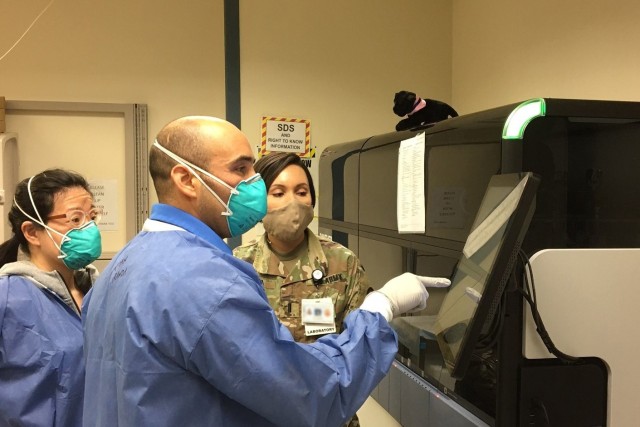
472, 261, 520, 355
476, 282, 508, 352
518, 249, 580, 363
520, 250, 537, 304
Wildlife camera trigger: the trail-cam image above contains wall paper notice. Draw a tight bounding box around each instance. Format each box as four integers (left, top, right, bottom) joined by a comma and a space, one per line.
89, 179, 118, 231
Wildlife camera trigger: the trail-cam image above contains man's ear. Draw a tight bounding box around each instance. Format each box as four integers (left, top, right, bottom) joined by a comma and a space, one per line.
171, 164, 198, 199
21, 221, 42, 246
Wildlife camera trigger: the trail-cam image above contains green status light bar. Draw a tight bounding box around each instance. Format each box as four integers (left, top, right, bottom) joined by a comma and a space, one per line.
502, 98, 546, 140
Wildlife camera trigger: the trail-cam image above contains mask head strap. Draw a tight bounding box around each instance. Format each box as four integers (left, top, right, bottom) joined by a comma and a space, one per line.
154, 140, 264, 217
13, 176, 70, 259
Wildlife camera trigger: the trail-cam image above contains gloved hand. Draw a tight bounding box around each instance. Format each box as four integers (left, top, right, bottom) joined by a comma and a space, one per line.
360, 272, 451, 321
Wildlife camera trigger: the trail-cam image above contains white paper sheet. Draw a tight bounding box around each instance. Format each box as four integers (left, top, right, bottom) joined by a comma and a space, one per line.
397, 133, 426, 233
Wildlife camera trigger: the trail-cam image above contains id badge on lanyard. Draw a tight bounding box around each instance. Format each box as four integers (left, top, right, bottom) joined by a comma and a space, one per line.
301, 297, 337, 336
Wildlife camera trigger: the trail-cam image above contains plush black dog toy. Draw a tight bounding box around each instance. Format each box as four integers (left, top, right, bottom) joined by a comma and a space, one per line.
393, 90, 458, 131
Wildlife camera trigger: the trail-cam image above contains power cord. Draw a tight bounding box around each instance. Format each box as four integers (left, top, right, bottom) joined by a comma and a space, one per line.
475, 281, 508, 352
518, 249, 580, 363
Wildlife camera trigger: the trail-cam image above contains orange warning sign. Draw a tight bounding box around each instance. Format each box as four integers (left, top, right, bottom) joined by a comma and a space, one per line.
261, 116, 313, 158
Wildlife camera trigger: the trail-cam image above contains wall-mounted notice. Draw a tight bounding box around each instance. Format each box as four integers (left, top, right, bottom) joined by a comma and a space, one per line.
89, 179, 118, 231
397, 133, 426, 233
261, 116, 312, 157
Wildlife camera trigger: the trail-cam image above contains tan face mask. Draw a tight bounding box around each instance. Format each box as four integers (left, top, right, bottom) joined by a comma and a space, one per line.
263, 200, 314, 242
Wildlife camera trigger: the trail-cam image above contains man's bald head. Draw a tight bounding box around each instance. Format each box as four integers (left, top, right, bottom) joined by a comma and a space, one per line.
149, 116, 243, 200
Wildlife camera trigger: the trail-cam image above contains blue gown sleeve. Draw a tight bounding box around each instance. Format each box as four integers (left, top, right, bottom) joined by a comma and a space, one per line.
185, 272, 397, 427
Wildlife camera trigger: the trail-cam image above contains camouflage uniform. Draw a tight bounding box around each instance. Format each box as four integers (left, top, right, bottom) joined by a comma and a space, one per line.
234, 229, 368, 427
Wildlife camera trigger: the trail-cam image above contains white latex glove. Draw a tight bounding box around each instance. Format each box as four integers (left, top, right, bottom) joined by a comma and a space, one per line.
360, 272, 451, 321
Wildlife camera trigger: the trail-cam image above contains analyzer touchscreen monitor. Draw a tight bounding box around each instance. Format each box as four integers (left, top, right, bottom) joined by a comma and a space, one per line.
434, 172, 540, 379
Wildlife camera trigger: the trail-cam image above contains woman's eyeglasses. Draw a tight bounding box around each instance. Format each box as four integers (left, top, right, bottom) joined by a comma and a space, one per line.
47, 208, 103, 227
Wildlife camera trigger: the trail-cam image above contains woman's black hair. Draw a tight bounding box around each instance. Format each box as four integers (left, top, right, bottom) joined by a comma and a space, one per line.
0, 168, 91, 267
253, 152, 316, 207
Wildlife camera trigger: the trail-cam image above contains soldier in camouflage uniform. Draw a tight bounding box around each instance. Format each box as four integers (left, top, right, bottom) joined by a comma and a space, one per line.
233, 152, 368, 427
234, 229, 368, 344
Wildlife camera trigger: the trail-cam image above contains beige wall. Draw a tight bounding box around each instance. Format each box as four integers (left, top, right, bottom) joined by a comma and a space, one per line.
3, 0, 639, 201
452, 0, 640, 114
1, 0, 452, 162
1, 0, 226, 145
240, 0, 452, 148
1, 0, 452, 246
239, 0, 452, 243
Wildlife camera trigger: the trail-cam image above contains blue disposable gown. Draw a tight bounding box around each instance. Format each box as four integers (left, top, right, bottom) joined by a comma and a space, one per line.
0, 260, 96, 427
83, 204, 398, 427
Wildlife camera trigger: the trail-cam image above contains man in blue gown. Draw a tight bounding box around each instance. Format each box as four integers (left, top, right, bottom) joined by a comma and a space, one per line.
82, 116, 450, 427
